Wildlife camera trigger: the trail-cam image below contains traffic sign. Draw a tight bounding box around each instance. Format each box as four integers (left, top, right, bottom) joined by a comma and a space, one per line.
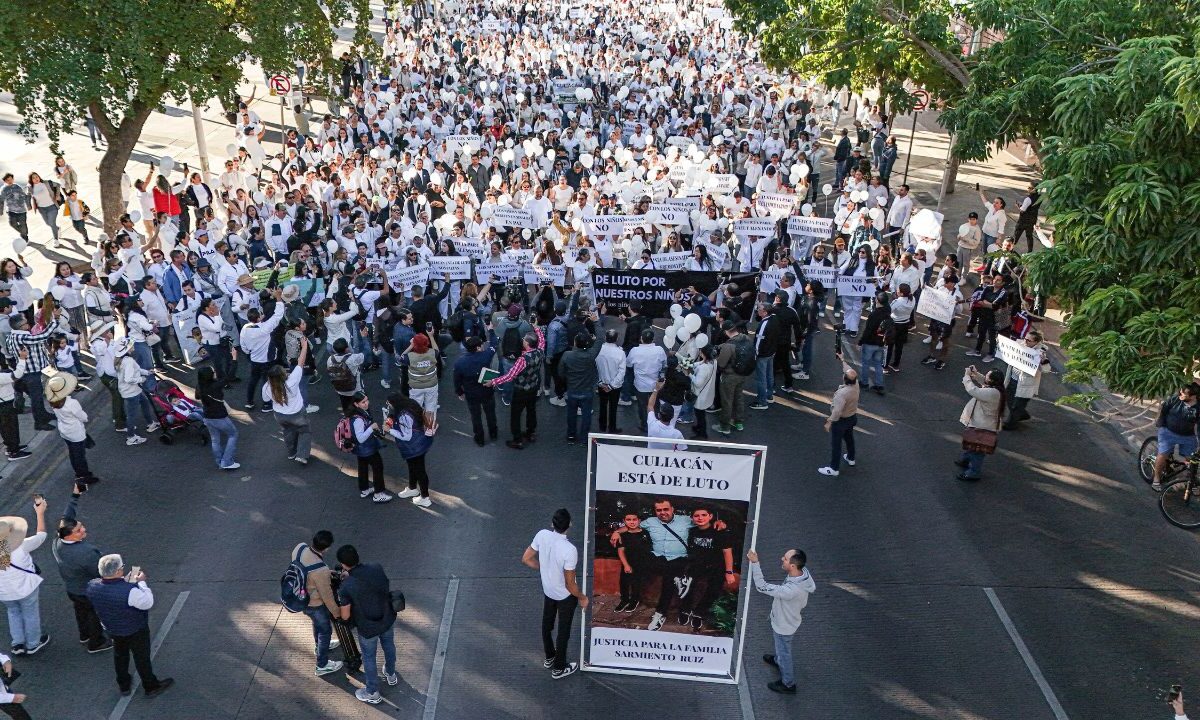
268, 75, 292, 97
912, 89, 931, 111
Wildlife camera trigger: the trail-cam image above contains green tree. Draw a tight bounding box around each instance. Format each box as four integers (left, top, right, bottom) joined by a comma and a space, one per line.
1027, 33, 1200, 399
0, 0, 373, 233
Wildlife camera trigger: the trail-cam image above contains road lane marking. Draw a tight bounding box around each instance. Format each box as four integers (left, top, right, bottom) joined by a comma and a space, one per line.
108, 590, 191, 720
738, 660, 756, 720
984, 587, 1069, 720
423, 577, 460, 720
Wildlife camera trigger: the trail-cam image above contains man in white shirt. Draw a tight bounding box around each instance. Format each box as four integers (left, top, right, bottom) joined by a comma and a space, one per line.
885, 184, 914, 253
265, 205, 294, 256
86, 554, 174, 698
521, 509, 588, 679
595, 329, 626, 433
238, 289, 284, 412
646, 382, 687, 451
626, 328, 667, 432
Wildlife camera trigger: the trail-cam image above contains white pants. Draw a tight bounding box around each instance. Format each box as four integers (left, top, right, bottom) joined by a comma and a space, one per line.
410, 386, 439, 414
843, 297, 863, 332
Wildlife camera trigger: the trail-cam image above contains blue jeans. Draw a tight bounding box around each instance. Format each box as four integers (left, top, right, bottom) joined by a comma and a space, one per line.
497, 357, 515, 403
133, 341, 153, 371
678, 399, 696, 424
800, 332, 815, 373
566, 393, 593, 440
619, 367, 635, 402
3, 588, 41, 647
303, 605, 333, 667
123, 393, 156, 436
959, 449, 985, 478
359, 628, 397, 694
860, 345, 885, 388
204, 416, 238, 467
773, 630, 796, 687
755, 356, 774, 403
381, 349, 397, 384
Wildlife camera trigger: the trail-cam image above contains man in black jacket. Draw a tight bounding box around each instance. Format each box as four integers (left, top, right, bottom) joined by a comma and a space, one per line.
53, 484, 112, 653
408, 275, 451, 334
558, 331, 604, 444
453, 336, 498, 446
337, 545, 398, 705
619, 301, 652, 406
751, 304, 781, 410
857, 292, 892, 395
771, 291, 803, 395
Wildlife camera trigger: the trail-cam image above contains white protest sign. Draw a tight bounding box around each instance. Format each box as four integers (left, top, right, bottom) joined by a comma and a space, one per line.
665, 135, 693, 148
835, 275, 877, 298
569, 7, 584, 18
697, 239, 729, 268
652, 251, 691, 271
591, 236, 614, 266
733, 217, 776, 238
915, 286, 956, 323
553, 78, 584, 102
456, 238, 488, 261
756, 192, 798, 216
787, 216, 834, 238
760, 267, 788, 294
583, 216, 623, 237
505, 248, 535, 265
493, 206, 535, 229
445, 134, 483, 155
803, 265, 839, 288
481, 18, 502, 32
996, 334, 1043, 376
427, 256, 472, 281
476, 260, 520, 282
707, 174, 740, 194
666, 196, 701, 213
524, 263, 568, 287
647, 203, 691, 228
387, 263, 430, 291
620, 215, 649, 233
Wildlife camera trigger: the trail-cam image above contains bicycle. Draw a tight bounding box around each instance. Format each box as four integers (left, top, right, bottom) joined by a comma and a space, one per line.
1155, 449, 1200, 529
1138, 436, 1185, 484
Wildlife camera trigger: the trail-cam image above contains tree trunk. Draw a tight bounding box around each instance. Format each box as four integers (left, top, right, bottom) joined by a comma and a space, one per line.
91, 102, 156, 236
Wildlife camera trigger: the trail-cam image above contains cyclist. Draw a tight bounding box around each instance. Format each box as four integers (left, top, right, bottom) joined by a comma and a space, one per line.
1152, 383, 1200, 492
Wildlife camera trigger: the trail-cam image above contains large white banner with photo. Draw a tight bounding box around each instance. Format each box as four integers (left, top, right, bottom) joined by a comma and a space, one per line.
583, 438, 766, 683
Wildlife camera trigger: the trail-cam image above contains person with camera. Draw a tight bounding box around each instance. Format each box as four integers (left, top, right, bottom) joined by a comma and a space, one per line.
0, 499, 49, 656
335, 544, 399, 704
957, 366, 1006, 482
86, 554, 173, 698
1171, 688, 1187, 720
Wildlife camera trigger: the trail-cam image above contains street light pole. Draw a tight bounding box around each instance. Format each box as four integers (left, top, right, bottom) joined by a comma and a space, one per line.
190, 95, 211, 175
900, 109, 919, 187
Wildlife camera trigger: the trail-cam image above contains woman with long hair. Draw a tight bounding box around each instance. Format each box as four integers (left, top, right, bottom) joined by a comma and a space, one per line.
885, 283, 915, 373
123, 296, 156, 371
47, 261, 86, 337
262, 335, 311, 465
956, 366, 1006, 482
197, 365, 239, 470
384, 392, 438, 508
27, 171, 62, 243
345, 391, 393, 503
0, 257, 35, 326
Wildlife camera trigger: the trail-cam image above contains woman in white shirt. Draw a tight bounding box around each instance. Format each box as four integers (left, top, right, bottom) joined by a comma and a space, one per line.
262, 337, 311, 465
47, 372, 99, 485
26, 172, 61, 244
47, 261, 85, 336
0, 259, 35, 323
0, 498, 49, 655
979, 191, 1007, 246
885, 282, 916, 373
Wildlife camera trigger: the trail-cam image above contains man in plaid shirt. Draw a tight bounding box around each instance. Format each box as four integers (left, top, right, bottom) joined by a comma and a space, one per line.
6, 313, 60, 430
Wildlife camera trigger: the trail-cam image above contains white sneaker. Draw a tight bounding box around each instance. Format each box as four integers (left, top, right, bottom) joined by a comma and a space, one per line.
306, 405, 320, 414
221, 462, 241, 470
843, 454, 856, 467
817, 466, 840, 476
397, 487, 420, 499
145, 422, 161, 433
412, 496, 432, 508
617, 399, 632, 406
964, 331, 976, 338
922, 336, 932, 344
329, 637, 340, 651
315, 660, 343, 676
548, 396, 567, 407
380, 379, 391, 388
380, 670, 399, 686
355, 688, 382, 704
372, 492, 394, 504
126, 435, 147, 446
795, 370, 810, 380
935, 342, 944, 350
360, 489, 373, 498
647, 612, 666, 631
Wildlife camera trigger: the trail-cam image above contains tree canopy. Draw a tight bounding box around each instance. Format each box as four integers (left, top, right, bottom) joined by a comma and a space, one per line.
0, 0, 373, 231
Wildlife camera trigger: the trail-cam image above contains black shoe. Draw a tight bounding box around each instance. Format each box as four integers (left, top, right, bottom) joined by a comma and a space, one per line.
934, 361, 946, 370
610, 427, 623, 434
551, 663, 578, 680
474, 437, 485, 447
956, 472, 982, 482
228, 376, 242, 383
623, 601, 640, 613
87, 639, 114, 653
506, 440, 524, 450
78, 373, 94, 381
921, 357, 936, 365
24, 634, 49, 654
872, 386, 885, 396
614, 600, 629, 613
6, 450, 31, 461
567, 437, 578, 445
34, 424, 55, 432
308, 374, 321, 385
10, 644, 25, 656
767, 680, 797, 694
145, 678, 174, 698
119, 688, 132, 696
690, 613, 703, 630
763, 654, 778, 668
953, 459, 970, 469
526, 433, 537, 443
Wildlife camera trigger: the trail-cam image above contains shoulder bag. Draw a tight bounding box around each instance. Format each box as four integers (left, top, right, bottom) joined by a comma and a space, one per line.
961, 398, 1000, 455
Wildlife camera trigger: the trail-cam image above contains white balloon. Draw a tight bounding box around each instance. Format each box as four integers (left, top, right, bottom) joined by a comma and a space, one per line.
694, 334, 709, 349
250, 145, 266, 162
129, 210, 142, 223
878, 196, 888, 206
11, 238, 27, 254
683, 313, 701, 333
159, 156, 174, 175
801, 203, 813, 215
663, 333, 677, 349
676, 328, 691, 343
580, 153, 594, 169
225, 143, 238, 157
326, 240, 339, 254
822, 183, 833, 196
664, 326, 677, 343
669, 303, 683, 318
547, 149, 556, 161
253, 191, 265, 203
600, 148, 612, 159
672, 316, 685, 329
501, 149, 516, 163
522, 229, 532, 239
795, 164, 810, 179
869, 208, 885, 224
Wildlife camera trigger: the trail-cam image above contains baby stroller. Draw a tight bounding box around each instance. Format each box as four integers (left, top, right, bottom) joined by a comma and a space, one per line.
149, 379, 208, 445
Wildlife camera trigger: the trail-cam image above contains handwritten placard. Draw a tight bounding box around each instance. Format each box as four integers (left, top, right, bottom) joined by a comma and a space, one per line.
996, 334, 1044, 376
427, 256, 472, 281
915, 286, 956, 323
387, 263, 430, 291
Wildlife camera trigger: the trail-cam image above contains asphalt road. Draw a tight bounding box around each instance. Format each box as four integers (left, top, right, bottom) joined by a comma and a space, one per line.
2, 314, 1197, 720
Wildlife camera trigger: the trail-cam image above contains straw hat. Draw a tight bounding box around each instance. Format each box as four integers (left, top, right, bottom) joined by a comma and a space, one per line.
44, 372, 78, 404
236, 273, 254, 287
0, 516, 29, 569
89, 320, 116, 338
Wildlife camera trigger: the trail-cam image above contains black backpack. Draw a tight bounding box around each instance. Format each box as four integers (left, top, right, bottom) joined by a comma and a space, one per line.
446, 310, 466, 342
328, 356, 357, 392
501, 325, 523, 358
731, 336, 756, 376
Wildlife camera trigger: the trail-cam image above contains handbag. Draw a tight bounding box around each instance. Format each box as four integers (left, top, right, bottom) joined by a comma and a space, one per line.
146, 332, 162, 347
389, 590, 406, 614
961, 397, 1001, 455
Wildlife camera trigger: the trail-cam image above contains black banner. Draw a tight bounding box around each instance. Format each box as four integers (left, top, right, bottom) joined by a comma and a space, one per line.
593, 269, 761, 317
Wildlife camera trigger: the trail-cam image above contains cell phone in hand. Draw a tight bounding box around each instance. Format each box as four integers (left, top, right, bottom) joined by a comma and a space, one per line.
425, 321, 434, 332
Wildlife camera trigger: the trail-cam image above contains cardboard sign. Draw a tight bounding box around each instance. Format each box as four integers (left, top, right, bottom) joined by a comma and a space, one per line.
427, 256, 472, 281
666, 196, 701, 212
493, 206, 535, 229
652, 251, 691, 271
386, 263, 430, 291
647, 203, 691, 228
802, 265, 839, 288
835, 275, 877, 298
445, 134, 483, 155
583, 216, 623, 237
996, 334, 1043, 375
476, 260, 520, 282
733, 217, 776, 238
524, 263, 568, 287
915, 286, 956, 323
787, 216, 834, 238
756, 192, 798, 216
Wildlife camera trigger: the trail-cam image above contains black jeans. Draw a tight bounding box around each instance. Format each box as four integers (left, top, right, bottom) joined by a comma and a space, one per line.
646, 556, 690, 615
692, 408, 709, 439
65, 439, 95, 480
245, 360, 271, 407
1013, 222, 1037, 253
541, 594, 578, 671
974, 313, 997, 355
356, 452, 385, 493
16, 375, 52, 427
0, 405, 19, 454
619, 563, 646, 605
680, 565, 726, 618
68, 591, 106, 648
405, 454, 429, 498
205, 341, 234, 382
6, 211, 28, 241
0, 703, 32, 720
597, 387, 621, 432
829, 416, 857, 470
465, 394, 498, 442
113, 626, 162, 693
773, 344, 795, 389
547, 353, 566, 398
510, 390, 537, 441
100, 375, 126, 426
